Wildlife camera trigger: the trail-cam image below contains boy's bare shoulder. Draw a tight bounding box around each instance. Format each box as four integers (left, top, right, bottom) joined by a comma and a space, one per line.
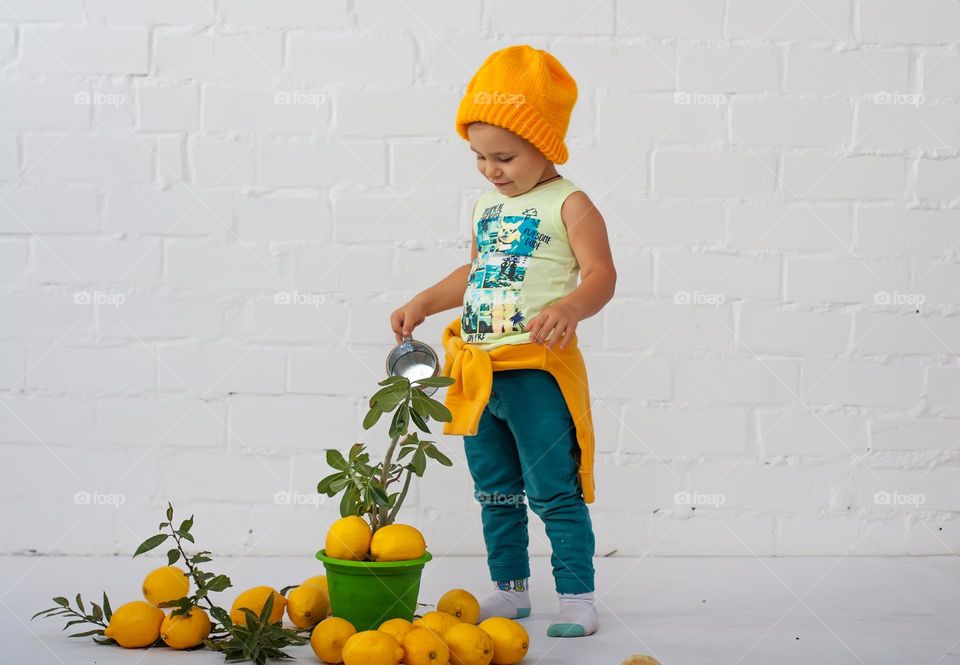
560, 190, 602, 231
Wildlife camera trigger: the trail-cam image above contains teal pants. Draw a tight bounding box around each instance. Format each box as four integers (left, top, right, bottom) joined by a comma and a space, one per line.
463, 368, 596, 594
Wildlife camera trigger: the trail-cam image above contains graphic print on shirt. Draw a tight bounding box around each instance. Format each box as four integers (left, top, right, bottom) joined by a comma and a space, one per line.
462, 203, 552, 342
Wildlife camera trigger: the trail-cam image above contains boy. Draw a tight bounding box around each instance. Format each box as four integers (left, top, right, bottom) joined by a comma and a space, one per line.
390, 45, 616, 637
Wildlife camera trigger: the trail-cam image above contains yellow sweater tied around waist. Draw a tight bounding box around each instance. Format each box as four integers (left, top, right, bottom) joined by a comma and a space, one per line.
439, 317, 596, 504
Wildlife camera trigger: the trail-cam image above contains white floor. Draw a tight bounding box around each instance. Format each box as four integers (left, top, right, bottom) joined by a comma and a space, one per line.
2, 554, 958, 664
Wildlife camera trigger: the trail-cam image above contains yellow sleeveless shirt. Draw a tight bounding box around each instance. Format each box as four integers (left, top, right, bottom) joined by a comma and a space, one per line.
461, 177, 582, 350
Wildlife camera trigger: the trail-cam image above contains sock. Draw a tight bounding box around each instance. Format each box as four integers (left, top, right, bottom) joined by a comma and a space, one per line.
547, 591, 599, 637
478, 578, 531, 620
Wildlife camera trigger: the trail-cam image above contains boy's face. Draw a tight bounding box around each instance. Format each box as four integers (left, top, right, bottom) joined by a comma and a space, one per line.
467, 123, 554, 197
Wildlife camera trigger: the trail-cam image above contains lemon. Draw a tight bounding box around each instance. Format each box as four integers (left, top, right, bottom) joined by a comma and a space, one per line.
286, 583, 330, 628
326, 516, 373, 561
479, 617, 529, 664
438, 588, 480, 624
444, 622, 495, 665
621, 657, 662, 665
378, 617, 414, 643
142, 565, 190, 607
303, 574, 329, 593
103, 600, 165, 648
413, 610, 461, 635
229, 586, 287, 626
369, 524, 426, 562
311, 616, 357, 663
342, 630, 404, 665
160, 607, 212, 649
402, 626, 450, 665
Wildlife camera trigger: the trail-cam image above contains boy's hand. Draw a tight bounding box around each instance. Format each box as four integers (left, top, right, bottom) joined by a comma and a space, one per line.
526, 302, 578, 350
390, 300, 428, 344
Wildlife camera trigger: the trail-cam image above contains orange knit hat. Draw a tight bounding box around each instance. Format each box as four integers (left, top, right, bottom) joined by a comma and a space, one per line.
455, 44, 577, 164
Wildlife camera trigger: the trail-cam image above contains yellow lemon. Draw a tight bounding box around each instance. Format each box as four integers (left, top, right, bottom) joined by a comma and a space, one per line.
621, 658, 662, 665
444, 622, 494, 665
229, 586, 287, 626
438, 588, 480, 624
142, 565, 190, 607
378, 617, 414, 643
342, 630, 404, 665
311, 616, 357, 663
402, 626, 450, 665
326, 516, 373, 561
160, 607, 212, 649
369, 524, 426, 562
303, 574, 329, 593
413, 610, 461, 635
103, 600, 165, 648
478, 617, 529, 665
286, 583, 330, 628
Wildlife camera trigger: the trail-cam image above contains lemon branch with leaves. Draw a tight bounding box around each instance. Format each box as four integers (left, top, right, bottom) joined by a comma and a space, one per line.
134, 502, 230, 618
317, 374, 455, 533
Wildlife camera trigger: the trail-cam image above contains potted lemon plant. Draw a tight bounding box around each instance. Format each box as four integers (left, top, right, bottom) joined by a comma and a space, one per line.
315, 374, 454, 631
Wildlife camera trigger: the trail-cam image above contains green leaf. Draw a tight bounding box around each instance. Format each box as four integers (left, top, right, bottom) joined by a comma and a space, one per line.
75, 594, 85, 614
134, 533, 169, 557
348, 442, 365, 460
422, 397, 452, 423
316, 472, 343, 495
167, 548, 181, 565
339, 486, 359, 517
102, 593, 112, 621
179, 516, 194, 533
411, 448, 427, 477
166, 503, 174, 521
53, 597, 69, 608
176, 530, 195, 544
362, 405, 383, 430
389, 403, 410, 439
424, 443, 453, 467
207, 575, 232, 592
368, 484, 390, 508
326, 449, 347, 471
190, 553, 212, 564
210, 606, 233, 628
409, 406, 430, 433
329, 477, 350, 493
413, 376, 455, 388
90, 603, 103, 622
68, 629, 104, 638
378, 375, 409, 387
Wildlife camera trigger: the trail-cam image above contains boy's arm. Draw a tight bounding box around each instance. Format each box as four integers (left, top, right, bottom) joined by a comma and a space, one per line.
526, 191, 617, 348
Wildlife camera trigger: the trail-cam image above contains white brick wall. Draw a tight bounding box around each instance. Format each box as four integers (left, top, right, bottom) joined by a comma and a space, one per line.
1, 0, 958, 558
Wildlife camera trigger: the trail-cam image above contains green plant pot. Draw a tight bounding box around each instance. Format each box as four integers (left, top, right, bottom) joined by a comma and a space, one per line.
315, 548, 432, 632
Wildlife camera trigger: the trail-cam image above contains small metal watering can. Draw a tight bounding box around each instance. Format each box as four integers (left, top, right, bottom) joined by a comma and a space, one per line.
385, 335, 441, 396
